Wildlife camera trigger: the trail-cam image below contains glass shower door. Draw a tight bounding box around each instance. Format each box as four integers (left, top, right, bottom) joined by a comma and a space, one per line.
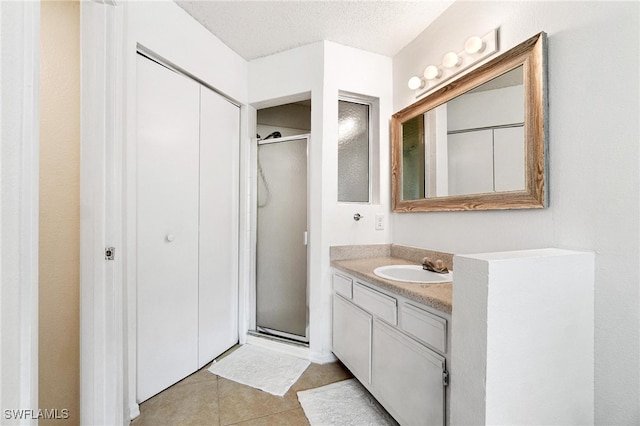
256, 136, 308, 342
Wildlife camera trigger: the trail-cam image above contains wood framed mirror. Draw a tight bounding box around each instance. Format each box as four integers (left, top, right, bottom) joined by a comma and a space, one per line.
391, 32, 548, 212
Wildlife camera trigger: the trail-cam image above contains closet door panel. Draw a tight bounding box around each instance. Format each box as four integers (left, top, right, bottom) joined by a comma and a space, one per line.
136, 56, 200, 402
198, 86, 240, 367
494, 126, 525, 192
447, 130, 494, 195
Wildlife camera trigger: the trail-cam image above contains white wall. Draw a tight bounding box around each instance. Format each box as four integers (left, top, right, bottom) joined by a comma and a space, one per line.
322, 42, 393, 363
451, 249, 594, 425
392, 1, 639, 423
324, 42, 393, 245
126, 1, 247, 103
248, 41, 393, 362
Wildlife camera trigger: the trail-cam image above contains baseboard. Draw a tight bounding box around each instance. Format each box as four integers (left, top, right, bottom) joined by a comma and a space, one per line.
129, 403, 141, 421
309, 351, 338, 364
244, 333, 339, 365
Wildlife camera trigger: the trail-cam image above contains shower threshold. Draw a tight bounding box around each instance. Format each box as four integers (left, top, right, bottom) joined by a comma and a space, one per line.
253, 327, 309, 346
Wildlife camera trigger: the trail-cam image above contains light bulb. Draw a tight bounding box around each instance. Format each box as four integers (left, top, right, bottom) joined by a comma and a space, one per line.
407, 76, 424, 90
442, 52, 462, 68
464, 36, 485, 54
423, 65, 442, 80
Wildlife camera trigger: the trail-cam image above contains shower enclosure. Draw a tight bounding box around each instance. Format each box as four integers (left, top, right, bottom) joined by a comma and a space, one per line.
256, 135, 309, 343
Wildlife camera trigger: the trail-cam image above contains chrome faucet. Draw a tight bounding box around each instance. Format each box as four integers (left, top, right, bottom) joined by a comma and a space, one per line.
422, 257, 449, 273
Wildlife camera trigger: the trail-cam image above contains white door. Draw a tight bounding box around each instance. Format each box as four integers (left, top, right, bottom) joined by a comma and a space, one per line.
136, 55, 200, 402
198, 85, 240, 367
136, 55, 239, 402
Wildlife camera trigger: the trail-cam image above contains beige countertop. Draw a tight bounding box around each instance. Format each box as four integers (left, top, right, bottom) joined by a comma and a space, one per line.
331, 256, 452, 314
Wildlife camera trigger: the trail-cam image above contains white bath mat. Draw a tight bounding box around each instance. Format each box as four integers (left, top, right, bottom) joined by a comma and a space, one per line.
207, 344, 310, 396
297, 379, 397, 426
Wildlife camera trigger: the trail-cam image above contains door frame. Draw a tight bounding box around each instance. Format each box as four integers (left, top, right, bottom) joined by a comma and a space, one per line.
80, 1, 127, 424
0, 1, 40, 422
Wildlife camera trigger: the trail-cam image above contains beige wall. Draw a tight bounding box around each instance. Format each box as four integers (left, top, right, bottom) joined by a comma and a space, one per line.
39, 1, 80, 424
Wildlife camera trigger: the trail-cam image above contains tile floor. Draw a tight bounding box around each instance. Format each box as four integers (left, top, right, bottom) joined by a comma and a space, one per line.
131, 346, 354, 425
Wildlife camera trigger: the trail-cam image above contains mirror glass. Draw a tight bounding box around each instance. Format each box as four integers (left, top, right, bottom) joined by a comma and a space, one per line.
392, 33, 547, 212
402, 66, 524, 200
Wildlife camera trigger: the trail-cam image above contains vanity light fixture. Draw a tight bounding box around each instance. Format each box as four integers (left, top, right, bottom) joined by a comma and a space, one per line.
464, 35, 485, 54
407, 76, 426, 90
408, 28, 499, 99
442, 52, 462, 68
423, 65, 442, 80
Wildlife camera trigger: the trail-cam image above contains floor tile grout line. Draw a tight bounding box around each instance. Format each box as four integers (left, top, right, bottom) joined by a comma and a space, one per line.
135, 361, 352, 425
222, 407, 306, 426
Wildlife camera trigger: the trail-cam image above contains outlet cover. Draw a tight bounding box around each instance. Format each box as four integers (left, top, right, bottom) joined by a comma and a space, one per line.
375, 214, 384, 230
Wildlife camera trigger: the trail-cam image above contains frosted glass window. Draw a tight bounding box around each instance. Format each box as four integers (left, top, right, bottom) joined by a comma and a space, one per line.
338, 100, 370, 202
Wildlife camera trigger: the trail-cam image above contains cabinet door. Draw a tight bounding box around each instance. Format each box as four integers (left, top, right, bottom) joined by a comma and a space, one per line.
372, 318, 445, 426
332, 294, 372, 383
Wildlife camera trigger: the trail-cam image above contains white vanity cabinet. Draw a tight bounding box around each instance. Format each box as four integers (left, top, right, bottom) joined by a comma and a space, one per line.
332, 272, 449, 426
332, 293, 372, 383
373, 318, 446, 426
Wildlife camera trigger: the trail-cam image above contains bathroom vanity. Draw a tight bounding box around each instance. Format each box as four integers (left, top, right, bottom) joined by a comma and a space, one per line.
330, 245, 452, 426
331, 244, 595, 426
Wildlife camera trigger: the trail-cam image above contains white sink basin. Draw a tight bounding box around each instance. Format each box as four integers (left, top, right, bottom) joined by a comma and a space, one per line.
373, 265, 452, 284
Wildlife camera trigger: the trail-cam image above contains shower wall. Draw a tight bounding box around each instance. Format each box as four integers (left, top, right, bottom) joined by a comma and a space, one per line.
257, 102, 311, 138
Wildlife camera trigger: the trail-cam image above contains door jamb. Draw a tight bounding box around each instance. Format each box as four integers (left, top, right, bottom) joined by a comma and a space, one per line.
0, 1, 40, 422
80, 1, 128, 424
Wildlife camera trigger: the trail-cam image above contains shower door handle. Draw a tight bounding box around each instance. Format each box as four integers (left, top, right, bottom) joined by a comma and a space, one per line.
303, 231, 308, 246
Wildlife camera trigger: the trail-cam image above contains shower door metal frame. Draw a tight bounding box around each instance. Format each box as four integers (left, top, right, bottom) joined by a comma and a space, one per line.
253, 134, 310, 344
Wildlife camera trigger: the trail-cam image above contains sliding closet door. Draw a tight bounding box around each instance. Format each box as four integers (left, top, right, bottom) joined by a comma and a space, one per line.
198, 85, 240, 367
136, 56, 200, 402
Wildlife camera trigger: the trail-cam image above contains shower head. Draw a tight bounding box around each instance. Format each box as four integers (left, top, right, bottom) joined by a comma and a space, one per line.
263, 131, 282, 140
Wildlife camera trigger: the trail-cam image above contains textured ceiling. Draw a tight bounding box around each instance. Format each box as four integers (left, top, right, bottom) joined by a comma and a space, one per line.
176, 1, 454, 61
